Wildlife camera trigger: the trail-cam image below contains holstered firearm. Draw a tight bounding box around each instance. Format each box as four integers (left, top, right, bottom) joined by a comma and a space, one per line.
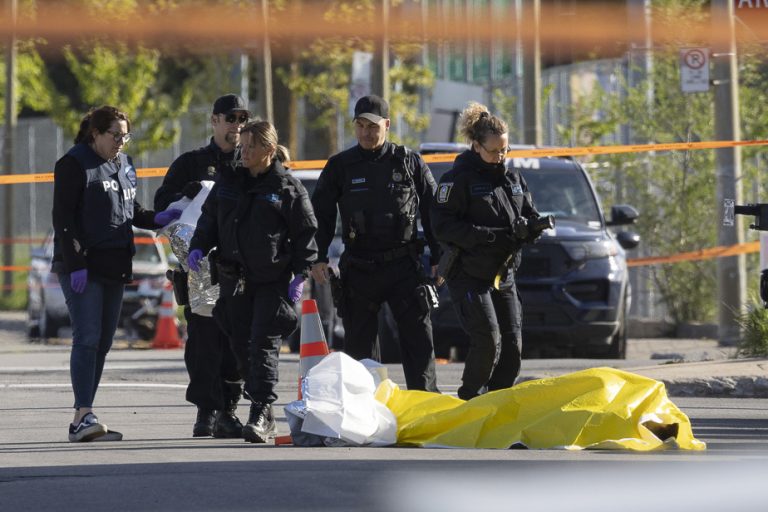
166, 268, 189, 306
207, 248, 219, 285
437, 245, 460, 281
328, 267, 346, 318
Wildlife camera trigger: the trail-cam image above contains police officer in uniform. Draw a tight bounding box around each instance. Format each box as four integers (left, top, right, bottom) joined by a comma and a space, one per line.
53, 106, 181, 441
188, 120, 318, 443
431, 102, 541, 400
311, 95, 440, 392
154, 94, 249, 438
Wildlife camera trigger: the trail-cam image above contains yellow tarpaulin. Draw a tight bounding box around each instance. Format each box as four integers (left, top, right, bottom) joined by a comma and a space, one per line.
375, 367, 706, 451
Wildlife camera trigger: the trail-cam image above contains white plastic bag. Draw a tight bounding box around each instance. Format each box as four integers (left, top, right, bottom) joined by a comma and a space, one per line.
289, 352, 397, 447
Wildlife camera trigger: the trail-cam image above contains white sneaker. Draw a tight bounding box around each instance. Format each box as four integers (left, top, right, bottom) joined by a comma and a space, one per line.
68, 412, 108, 442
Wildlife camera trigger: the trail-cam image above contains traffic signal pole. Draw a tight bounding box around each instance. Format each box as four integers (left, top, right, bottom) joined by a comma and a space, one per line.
712, 0, 745, 344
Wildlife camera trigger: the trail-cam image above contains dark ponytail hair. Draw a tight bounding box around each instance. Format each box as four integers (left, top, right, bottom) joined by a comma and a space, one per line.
73, 105, 131, 144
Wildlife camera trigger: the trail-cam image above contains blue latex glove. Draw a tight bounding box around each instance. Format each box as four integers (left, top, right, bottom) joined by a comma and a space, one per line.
288, 275, 305, 304
187, 249, 204, 273
70, 268, 88, 294
154, 208, 183, 227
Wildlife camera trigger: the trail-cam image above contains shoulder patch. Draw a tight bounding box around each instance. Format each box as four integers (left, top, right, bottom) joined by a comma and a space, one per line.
437, 183, 453, 203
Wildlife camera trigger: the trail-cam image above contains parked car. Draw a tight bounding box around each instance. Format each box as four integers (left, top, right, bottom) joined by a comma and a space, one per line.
27, 227, 170, 340
420, 143, 640, 359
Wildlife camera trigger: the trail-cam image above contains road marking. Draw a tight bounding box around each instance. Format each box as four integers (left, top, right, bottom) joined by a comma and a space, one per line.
0, 362, 185, 373
0, 383, 187, 389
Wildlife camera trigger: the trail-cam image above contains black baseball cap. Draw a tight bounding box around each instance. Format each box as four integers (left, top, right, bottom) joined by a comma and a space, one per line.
354, 95, 389, 123
213, 94, 250, 115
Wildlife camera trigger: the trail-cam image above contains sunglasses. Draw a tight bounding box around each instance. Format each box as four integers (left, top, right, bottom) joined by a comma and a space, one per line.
222, 113, 249, 124
106, 130, 132, 143
479, 142, 510, 157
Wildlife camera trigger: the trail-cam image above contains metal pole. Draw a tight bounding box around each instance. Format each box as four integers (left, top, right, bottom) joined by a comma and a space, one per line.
522, 0, 541, 146
260, 0, 273, 124
2, 0, 18, 298
712, 0, 745, 344
371, 0, 390, 102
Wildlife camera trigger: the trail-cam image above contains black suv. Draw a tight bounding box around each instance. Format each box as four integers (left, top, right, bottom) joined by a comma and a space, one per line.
421, 143, 640, 359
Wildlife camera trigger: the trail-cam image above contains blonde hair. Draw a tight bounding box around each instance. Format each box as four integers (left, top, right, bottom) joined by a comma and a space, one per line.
457, 102, 508, 144
240, 120, 290, 164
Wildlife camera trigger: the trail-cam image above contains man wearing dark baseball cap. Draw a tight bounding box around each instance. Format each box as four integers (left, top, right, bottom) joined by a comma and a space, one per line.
310, 93, 441, 393
353, 94, 389, 124
153, 93, 249, 439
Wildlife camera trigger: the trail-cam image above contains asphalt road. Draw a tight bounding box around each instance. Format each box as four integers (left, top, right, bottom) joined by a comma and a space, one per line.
1, 311, 766, 511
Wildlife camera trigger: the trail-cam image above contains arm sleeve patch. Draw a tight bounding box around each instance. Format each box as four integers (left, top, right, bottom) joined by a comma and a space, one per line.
437, 182, 453, 204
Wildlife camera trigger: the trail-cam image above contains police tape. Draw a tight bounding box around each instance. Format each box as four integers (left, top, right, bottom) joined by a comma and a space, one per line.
3, 138, 768, 184
1, 241, 760, 275
626, 241, 760, 267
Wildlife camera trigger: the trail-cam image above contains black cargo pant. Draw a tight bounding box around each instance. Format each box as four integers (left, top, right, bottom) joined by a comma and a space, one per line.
447, 269, 522, 400
340, 253, 438, 392
213, 274, 297, 404
183, 309, 242, 411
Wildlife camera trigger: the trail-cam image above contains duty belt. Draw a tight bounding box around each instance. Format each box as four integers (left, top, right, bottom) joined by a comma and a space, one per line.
347, 240, 425, 265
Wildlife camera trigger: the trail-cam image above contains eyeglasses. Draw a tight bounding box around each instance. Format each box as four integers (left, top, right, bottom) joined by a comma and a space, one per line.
222, 113, 249, 124
106, 130, 132, 143
479, 142, 510, 157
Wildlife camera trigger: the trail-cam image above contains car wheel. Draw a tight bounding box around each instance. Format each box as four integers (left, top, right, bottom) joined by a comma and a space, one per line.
27, 291, 42, 340
40, 308, 62, 339
605, 297, 628, 359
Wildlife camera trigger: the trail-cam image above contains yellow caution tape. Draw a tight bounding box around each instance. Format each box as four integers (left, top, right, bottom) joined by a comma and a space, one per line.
3, 138, 768, 185
627, 241, 760, 267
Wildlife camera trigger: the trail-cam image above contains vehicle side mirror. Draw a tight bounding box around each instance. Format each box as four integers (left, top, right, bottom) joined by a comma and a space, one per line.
607, 205, 639, 226
616, 231, 640, 250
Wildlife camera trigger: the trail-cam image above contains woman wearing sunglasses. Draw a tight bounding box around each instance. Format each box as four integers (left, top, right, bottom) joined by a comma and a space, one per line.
52, 105, 181, 442
431, 102, 542, 401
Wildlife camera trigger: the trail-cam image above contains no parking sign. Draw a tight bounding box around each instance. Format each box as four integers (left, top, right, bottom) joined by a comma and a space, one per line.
680, 48, 710, 93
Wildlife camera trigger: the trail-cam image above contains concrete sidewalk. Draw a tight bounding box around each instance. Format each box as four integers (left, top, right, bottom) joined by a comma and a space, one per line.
624, 358, 768, 398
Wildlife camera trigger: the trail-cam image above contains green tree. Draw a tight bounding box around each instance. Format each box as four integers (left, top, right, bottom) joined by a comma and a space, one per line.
554, 0, 727, 324
274, 0, 434, 154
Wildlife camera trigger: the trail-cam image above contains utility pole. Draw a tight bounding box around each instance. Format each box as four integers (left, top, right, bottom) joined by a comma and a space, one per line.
712, 0, 745, 345
521, 0, 541, 146
371, 0, 390, 103
2, 0, 18, 298
258, 0, 274, 124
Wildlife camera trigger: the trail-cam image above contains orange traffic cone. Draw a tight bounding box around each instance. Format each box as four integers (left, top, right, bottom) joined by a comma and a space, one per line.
297, 299, 330, 399
152, 280, 184, 349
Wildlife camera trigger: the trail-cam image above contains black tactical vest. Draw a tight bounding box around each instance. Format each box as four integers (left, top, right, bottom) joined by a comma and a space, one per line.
338, 145, 418, 246
67, 143, 136, 251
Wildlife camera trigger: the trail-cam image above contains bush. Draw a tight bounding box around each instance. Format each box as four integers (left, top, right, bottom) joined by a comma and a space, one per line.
736, 298, 768, 358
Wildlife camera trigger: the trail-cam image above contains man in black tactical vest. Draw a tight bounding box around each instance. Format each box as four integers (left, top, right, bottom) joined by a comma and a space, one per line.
310, 95, 440, 392
154, 94, 249, 437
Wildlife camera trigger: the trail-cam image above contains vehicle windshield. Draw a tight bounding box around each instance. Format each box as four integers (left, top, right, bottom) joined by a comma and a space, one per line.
520, 165, 601, 224
134, 238, 163, 263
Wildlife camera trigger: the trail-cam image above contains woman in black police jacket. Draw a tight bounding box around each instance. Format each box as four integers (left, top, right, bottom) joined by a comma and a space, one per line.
188, 120, 318, 443
431, 102, 541, 401
52, 106, 180, 442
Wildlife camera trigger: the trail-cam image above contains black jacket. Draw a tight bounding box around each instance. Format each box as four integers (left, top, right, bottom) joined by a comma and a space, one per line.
51, 144, 157, 283
154, 138, 236, 211
190, 159, 318, 284
431, 150, 539, 281
311, 141, 441, 264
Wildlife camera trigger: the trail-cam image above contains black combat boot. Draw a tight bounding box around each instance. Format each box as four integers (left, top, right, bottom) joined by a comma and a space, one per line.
193, 408, 216, 437
213, 384, 244, 439
242, 402, 276, 444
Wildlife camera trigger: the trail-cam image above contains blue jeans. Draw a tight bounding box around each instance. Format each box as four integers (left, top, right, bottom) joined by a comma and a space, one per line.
59, 273, 124, 409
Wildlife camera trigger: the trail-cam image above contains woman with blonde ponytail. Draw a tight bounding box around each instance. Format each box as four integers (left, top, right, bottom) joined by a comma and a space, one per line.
431, 102, 542, 400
